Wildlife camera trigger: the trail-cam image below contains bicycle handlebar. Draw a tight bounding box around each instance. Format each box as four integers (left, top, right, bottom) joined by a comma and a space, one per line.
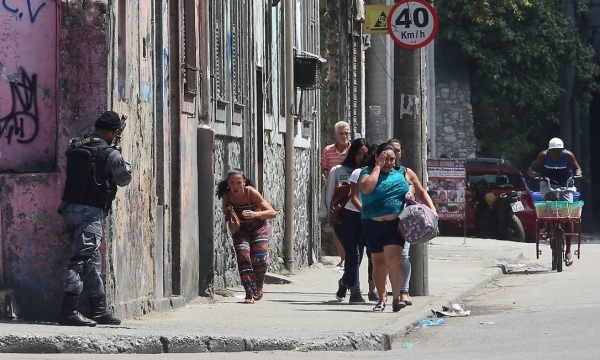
534, 176, 580, 192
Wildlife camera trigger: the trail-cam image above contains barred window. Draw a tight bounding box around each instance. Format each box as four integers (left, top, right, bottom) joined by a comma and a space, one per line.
211, 0, 226, 101
117, 0, 127, 98
232, 0, 248, 106
183, 0, 198, 96
264, 4, 274, 114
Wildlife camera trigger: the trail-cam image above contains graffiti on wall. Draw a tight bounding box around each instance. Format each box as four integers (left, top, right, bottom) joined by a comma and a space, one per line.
0, 0, 56, 172
0, 68, 39, 144
2, 0, 47, 24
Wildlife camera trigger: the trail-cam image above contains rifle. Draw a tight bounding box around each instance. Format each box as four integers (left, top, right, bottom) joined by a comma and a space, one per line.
112, 115, 127, 152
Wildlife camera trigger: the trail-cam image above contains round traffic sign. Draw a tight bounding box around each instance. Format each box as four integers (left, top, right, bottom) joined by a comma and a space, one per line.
387, 0, 439, 50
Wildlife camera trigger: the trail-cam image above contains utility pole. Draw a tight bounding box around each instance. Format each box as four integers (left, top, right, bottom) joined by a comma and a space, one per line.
284, 0, 296, 273
393, 46, 429, 296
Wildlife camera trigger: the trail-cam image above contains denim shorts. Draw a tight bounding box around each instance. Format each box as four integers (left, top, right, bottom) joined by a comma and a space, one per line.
540, 181, 575, 201
362, 218, 405, 254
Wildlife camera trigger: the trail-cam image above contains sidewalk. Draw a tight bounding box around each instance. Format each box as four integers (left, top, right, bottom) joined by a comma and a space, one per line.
0, 237, 545, 354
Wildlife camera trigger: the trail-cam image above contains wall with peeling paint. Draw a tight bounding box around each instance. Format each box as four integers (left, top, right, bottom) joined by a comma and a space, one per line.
0, 0, 57, 173
207, 0, 322, 291
0, 0, 111, 321
0, 0, 322, 322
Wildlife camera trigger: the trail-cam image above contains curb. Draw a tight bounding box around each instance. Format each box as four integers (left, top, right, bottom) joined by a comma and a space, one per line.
0, 332, 392, 354
383, 263, 508, 347
0, 262, 510, 354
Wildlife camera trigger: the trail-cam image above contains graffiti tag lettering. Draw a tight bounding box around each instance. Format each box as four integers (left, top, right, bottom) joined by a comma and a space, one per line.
2, 0, 46, 23
0, 68, 39, 144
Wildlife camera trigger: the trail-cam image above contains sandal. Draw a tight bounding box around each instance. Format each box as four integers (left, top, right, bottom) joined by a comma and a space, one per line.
565, 252, 574, 267
401, 292, 413, 306
244, 298, 254, 304
373, 300, 387, 312
392, 299, 406, 312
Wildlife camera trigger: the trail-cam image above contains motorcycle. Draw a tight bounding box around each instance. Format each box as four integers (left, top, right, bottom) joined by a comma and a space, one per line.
470, 177, 526, 242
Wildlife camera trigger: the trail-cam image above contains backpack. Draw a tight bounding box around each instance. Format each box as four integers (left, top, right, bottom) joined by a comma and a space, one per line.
397, 199, 439, 244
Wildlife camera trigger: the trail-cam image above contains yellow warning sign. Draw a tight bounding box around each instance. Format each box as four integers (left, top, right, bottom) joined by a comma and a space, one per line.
364, 5, 393, 34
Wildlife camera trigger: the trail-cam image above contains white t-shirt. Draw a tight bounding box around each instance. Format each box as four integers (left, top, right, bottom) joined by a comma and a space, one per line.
344, 168, 362, 212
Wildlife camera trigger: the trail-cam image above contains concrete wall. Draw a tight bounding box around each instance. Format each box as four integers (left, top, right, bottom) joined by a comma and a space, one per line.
105, 0, 162, 317
0, 0, 112, 321
1, 0, 321, 321
434, 39, 477, 159
0, 0, 57, 173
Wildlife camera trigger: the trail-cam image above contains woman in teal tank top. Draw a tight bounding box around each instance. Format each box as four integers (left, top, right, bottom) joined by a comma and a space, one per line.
359, 143, 411, 312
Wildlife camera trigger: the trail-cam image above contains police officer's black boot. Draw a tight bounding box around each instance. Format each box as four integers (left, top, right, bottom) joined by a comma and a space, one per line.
89, 295, 121, 325
58, 292, 97, 327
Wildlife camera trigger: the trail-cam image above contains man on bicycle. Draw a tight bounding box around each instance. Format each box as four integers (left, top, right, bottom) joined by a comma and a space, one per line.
527, 137, 582, 266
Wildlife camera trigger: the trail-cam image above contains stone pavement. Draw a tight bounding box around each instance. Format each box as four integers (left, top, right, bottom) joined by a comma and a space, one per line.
0, 237, 548, 354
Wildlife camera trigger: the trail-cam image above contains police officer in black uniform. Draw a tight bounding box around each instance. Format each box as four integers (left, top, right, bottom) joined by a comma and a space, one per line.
57, 111, 132, 327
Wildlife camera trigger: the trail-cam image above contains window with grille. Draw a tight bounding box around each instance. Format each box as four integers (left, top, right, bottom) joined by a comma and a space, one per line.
183, 0, 198, 96
232, 0, 249, 124
264, 4, 274, 114
117, 0, 127, 98
211, 0, 226, 103
279, 4, 286, 118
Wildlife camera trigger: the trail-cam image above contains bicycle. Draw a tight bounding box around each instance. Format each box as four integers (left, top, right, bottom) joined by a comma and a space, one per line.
533, 176, 583, 273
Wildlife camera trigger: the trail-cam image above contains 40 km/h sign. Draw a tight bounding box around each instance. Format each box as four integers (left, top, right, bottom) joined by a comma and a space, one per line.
387, 0, 439, 50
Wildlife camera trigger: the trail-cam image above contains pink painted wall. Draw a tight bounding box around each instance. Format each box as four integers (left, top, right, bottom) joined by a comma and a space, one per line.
0, 0, 62, 320
0, 1, 110, 321
0, 0, 57, 173
0, 173, 68, 319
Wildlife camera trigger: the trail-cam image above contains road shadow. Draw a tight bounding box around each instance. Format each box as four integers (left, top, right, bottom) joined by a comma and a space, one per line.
294, 308, 376, 313
268, 299, 374, 307
258, 291, 339, 296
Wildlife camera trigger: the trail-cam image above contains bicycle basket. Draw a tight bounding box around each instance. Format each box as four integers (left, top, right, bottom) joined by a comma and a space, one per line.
534, 201, 584, 218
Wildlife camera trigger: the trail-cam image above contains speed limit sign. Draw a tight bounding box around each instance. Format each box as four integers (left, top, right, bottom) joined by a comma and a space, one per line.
387, 0, 439, 50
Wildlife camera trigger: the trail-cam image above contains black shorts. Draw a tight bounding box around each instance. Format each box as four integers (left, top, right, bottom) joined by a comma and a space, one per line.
361, 218, 405, 254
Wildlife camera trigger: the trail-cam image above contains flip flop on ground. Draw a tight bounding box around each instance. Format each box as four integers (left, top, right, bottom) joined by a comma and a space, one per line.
565, 251, 574, 267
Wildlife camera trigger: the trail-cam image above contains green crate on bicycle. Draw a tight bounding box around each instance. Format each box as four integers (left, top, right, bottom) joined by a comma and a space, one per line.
534, 201, 584, 218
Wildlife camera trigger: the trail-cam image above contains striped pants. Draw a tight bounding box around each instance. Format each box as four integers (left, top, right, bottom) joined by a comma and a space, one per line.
233, 228, 269, 299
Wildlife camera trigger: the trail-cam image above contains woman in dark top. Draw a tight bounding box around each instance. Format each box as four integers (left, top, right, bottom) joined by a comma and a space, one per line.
217, 169, 277, 304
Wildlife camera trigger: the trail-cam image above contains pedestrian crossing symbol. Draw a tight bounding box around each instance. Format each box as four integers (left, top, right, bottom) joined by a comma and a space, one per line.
364, 5, 392, 34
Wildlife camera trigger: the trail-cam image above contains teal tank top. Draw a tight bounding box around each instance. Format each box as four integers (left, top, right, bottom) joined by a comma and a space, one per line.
359, 166, 409, 219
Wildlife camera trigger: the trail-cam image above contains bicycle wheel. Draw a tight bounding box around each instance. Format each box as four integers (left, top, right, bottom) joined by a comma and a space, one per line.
553, 228, 564, 273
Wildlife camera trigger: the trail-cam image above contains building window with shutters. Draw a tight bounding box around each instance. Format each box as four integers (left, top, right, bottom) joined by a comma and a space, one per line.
264, 4, 274, 115
210, 0, 248, 136
232, 0, 248, 125
183, 0, 198, 97
117, 0, 127, 98
211, 0, 231, 130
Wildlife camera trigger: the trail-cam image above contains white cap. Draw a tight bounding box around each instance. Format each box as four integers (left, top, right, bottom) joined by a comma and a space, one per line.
548, 137, 564, 150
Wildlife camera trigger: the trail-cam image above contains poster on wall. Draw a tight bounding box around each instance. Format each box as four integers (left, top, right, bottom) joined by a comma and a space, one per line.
427, 159, 466, 220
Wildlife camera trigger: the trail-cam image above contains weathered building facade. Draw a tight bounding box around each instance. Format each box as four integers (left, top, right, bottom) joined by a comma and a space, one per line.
0, 0, 321, 321
321, 0, 366, 142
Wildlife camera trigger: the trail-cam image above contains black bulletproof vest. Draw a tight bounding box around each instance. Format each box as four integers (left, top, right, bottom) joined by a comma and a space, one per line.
62, 137, 118, 212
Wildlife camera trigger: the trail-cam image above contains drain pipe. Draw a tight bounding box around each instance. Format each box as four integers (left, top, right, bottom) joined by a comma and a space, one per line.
284, 0, 295, 273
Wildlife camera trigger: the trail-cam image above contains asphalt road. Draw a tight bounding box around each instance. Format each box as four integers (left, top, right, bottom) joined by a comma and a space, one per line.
3, 243, 600, 360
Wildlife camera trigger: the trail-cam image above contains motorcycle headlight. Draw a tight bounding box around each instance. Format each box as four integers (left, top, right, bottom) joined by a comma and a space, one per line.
485, 193, 497, 206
